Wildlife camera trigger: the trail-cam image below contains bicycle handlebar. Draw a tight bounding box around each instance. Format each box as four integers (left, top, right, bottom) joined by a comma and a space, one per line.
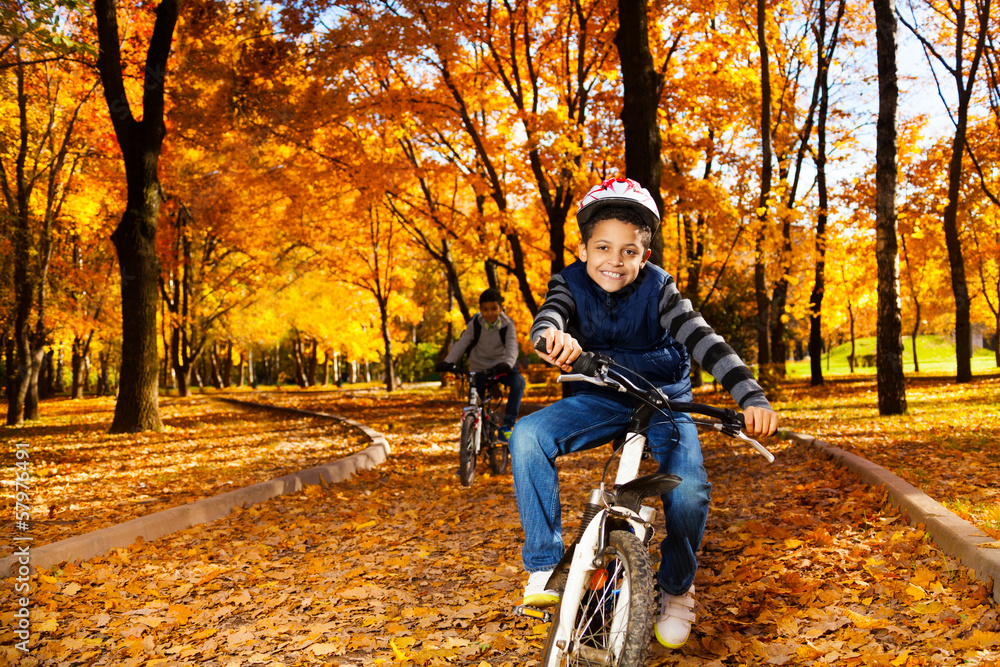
532, 337, 775, 463
441, 364, 509, 379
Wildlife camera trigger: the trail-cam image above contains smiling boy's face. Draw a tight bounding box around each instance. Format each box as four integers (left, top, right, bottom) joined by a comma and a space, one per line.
578, 218, 651, 293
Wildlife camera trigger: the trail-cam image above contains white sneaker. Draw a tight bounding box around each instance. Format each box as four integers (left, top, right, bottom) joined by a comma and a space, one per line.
522, 570, 559, 607
654, 584, 696, 648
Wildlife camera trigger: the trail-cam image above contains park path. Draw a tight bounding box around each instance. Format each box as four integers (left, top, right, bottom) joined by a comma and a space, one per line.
5, 389, 998, 666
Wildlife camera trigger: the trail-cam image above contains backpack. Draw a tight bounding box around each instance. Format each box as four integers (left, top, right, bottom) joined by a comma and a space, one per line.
469, 315, 509, 351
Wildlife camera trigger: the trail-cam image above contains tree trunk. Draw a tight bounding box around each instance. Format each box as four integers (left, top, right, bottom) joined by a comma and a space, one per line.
485, 258, 499, 291
8, 298, 32, 426
169, 327, 192, 398
221, 340, 233, 388
809, 0, 838, 387
873, 0, 907, 414
3, 337, 15, 407
83, 355, 92, 393
378, 298, 396, 392
23, 339, 44, 420
616, 0, 665, 267
7, 66, 33, 425
307, 339, 318, 387
53, 348, 65, 395
942, 134, 973, 383
681, 153, 712, 389
208, 342, 223, 389
38, 350, 53, 400
848, 301, 856, 373
70, 334, 92, 399
910, 299, 921, 373
994, 320, 999, 367
291, 336, 308, 388
96, 349, 111, 397
95, 0, 177, 432
755, 0, 774, 384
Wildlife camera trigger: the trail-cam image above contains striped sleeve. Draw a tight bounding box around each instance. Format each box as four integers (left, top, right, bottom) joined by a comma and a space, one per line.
530, 273, 576, 345
658, 279, 771, 410
443, 317, 475, 365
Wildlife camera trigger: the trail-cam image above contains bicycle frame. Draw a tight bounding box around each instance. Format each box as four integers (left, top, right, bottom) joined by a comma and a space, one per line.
543, 412, 667, 664
546, 434, 650, 661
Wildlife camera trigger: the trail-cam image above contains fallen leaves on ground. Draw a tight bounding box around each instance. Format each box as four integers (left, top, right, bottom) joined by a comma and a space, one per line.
0, 395, 368, 554
1, 382, 998, 666
761, 376, 1000, 540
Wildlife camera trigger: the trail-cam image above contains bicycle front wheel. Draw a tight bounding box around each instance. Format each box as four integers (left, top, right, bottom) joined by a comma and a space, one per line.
458, 413, 478, 486
488, 441, 509, 475
540, 530, 654, 667
484, 421, 509, 475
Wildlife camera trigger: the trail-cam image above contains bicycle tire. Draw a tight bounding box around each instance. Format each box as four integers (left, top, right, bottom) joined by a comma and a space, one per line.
540, 530, 654, 667
483, 419, 509, 475
488, 441, 509, 475
459, 413, 478, 486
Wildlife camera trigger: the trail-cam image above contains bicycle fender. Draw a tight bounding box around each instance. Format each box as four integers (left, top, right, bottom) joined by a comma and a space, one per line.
613, 472, 682, 513
606, 511, 652, 544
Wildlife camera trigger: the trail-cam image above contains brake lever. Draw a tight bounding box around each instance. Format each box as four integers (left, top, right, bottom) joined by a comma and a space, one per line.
734, 432, 775, 463
703, 418, 776, 463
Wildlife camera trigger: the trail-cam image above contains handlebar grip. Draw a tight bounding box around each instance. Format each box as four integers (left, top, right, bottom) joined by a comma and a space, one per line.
570, 351, 604, 375
533, 337, 607, 376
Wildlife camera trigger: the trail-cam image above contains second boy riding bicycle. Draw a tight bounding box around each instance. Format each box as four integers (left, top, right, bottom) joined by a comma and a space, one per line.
436, 289, 525, 445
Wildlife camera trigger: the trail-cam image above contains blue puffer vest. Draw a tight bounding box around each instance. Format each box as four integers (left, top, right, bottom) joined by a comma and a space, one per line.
562, 261, 693, 401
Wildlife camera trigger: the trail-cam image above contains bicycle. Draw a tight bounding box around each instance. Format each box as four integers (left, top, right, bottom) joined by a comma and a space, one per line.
447, 367, 511, 486
515, 345, 774, 667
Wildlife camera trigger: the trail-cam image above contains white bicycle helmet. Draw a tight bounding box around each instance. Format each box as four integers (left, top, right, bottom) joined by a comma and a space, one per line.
577, 177, 660, 233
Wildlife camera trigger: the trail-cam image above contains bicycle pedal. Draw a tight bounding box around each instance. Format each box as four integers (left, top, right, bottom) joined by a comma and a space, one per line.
513, 604, 552, 623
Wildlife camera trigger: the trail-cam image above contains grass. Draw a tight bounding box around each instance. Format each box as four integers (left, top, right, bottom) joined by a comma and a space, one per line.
785, 334, 998, 378
946, 498, 1000, 539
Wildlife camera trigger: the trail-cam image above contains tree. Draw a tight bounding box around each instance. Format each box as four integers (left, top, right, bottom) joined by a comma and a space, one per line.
345, 201, 420, 393
0, 0, 94, 71
616, 0, 665, 267
94, 0, 177, 431
808, 0, 849, 386
899, 0, 993, 382
874, 0, 907, 413
754, 0, 776, 384
1, 31, 98, 424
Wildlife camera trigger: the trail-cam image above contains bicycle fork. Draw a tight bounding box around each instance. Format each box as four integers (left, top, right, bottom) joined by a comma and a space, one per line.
545, 496, 655, 662
541, 431, 680, 665
461, 406, 481, 454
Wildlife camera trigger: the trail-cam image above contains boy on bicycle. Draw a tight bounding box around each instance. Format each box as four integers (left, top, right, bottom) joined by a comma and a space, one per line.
436, 289, 525, 443
510, 178, 779, 649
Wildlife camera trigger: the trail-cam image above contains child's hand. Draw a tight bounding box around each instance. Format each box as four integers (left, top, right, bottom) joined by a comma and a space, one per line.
535, 327, 582, 372
743, 406, 779, 438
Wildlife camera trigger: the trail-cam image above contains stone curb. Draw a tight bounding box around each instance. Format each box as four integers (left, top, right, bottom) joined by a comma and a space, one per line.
786, 430, 1000, 603
1, 398, 390, 577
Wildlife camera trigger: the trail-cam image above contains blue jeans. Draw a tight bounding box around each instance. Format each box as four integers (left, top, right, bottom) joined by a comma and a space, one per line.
476, 371, 525, 430
508, 391, 711, 596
